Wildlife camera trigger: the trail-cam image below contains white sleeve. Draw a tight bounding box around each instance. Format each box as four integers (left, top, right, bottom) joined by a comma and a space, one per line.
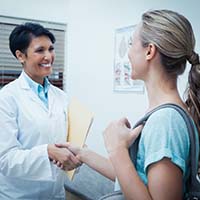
0, 93, 54, 181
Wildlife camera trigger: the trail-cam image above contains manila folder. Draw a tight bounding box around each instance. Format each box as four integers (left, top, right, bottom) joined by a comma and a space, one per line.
66, 97, 93, 180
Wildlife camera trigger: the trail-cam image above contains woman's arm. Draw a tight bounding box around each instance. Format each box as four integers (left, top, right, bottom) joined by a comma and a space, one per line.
109, 147, 183, 200
63, 117, 142, 181
56, 143, 116, 181
78, 146, 116, 181
103, 118, 183, 200
147, 157, 183, 200
0, 95, 80, 181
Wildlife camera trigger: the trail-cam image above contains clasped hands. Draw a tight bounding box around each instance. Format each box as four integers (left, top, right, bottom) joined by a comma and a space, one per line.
47, 143, 82, 171
48, 117, 143, 171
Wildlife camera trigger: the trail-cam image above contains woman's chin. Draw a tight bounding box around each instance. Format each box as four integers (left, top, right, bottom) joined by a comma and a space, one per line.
42, 69, 52, 77
131, 74, 137, 80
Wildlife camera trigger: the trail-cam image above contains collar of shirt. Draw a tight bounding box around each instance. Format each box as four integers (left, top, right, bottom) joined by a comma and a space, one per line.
22, 70, 50, 107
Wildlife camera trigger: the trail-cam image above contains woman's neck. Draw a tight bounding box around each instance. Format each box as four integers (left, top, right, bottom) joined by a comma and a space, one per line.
145, 76, 185, 112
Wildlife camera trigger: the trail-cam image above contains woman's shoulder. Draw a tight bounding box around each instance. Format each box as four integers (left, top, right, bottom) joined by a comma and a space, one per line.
146, 107, 186, 126
142, 107, 189, 140
49, 84, 68, 103
49, 84, 67, 96
139, 107, 191, 179
0, 79, 19, 97
0, 80, 20, 111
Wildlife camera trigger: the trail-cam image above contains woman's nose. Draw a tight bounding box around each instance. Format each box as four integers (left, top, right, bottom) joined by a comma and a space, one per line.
44, 51, 52, 60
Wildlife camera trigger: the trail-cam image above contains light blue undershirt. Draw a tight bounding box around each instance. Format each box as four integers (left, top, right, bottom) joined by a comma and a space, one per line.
23, 71, 50, 108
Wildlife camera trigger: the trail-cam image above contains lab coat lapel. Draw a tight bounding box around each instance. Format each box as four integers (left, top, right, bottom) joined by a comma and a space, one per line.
18, 73, 48, 112
47, 87, 55, 116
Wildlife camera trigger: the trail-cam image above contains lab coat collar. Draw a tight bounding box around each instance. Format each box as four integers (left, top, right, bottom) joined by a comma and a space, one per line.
18, 71, 54, 113
18, 71, 31, 90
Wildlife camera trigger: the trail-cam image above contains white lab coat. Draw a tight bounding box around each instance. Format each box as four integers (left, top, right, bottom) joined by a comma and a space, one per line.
0, 71, 68, 199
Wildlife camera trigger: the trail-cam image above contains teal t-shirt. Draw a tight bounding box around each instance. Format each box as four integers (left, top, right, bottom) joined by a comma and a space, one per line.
137, 108, 190, 184
115, 108, 193, 191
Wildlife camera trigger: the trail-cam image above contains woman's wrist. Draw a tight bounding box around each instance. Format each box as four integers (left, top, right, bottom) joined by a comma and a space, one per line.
107, 144, 127, 155
47, 144, 55, 160
77, 147, 89, 163
109, 147, 129, 163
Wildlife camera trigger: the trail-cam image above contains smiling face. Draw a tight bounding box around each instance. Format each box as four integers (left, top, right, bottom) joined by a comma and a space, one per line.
16, 35, 55, 85
128, 25, 148, 81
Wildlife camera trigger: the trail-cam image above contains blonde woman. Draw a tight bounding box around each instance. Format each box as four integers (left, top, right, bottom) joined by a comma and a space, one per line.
58, 10, 200, 199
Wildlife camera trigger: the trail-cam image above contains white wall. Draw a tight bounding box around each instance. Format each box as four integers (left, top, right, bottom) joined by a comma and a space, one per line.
0, 0, 70, 23
66, 0, 200, 155
1, 0, 200, 155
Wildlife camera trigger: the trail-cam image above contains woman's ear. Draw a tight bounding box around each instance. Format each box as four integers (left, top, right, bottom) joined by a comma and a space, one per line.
145, 43, 157, 61
15, 50, 25, 65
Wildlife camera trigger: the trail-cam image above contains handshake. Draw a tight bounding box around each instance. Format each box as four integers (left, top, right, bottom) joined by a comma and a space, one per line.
47, 143, 83, 171
47, 118, 143, 174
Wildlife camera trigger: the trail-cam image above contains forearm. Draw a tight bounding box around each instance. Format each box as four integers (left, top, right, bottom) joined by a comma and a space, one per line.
79, 148, 116, 181
109, 148, 152, 200
0, 144, 53, 181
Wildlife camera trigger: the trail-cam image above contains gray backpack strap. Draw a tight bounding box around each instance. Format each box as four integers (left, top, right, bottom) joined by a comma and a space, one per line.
100, 103, 200, 200
129, 103, 184, 165
129, 103, 200, 199
171, 106, 200, 199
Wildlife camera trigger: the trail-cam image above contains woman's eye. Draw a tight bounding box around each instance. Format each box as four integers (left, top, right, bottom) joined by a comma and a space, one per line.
36, 48, 44, 53
49, 47, 54, 52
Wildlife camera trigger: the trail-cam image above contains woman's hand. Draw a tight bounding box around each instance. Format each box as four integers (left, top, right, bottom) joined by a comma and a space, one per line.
47, 144, 82, 171
55, 143, 83, 159
103, 118, 143, 154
